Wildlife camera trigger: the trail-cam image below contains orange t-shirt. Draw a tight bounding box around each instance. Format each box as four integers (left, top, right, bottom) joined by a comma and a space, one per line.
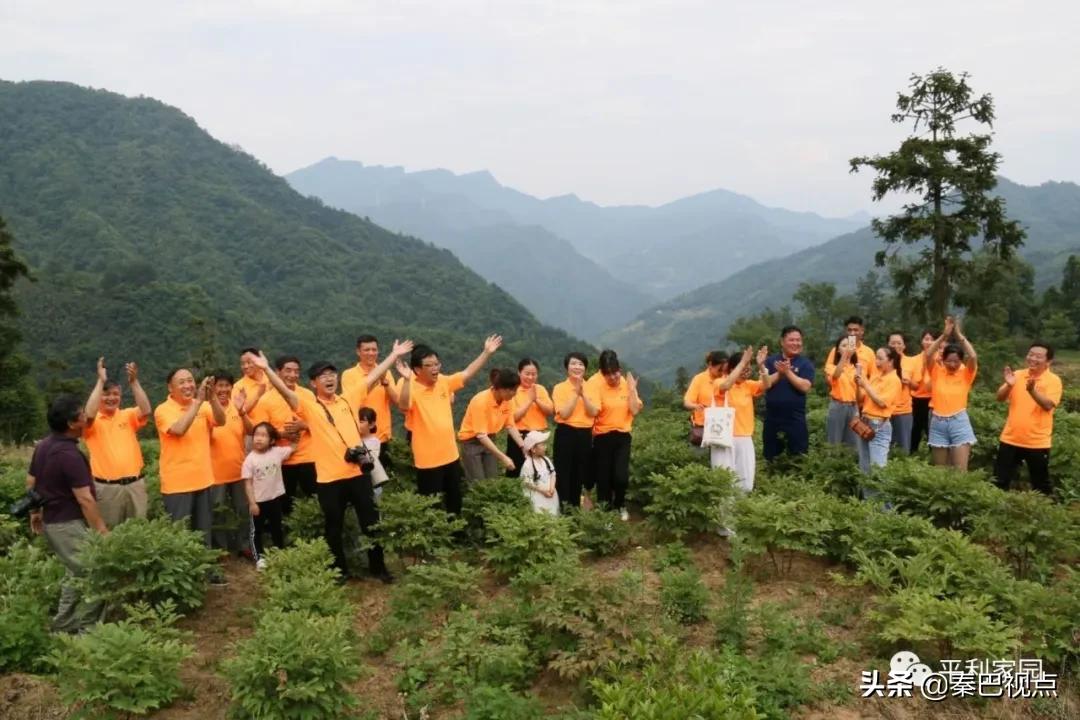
295, 391, 363, 483
341, 364, 395, 442
929, 362, 977, 417
211, 405, 247, 484
999, 369, 1063, 449
908, 353, 932, 399
827, 365, 859, 403
717, 379, 764, 437
233, 374, 270, 425
892, 355, 920, 415
512, 384, 552, 431
154, 397, 218, 495
587, 374, 638, 435
83, 408, 148, 480
684, 371, 724, 426
826, 345, 877, 381
862, 372, 902, 419
254, 387, 314, 465
405, 372, 467, 469
552, 379, 599, 429
458, 388, 513, 440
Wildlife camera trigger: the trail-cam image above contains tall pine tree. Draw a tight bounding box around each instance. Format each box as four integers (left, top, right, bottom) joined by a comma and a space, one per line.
0, 214, 43, 442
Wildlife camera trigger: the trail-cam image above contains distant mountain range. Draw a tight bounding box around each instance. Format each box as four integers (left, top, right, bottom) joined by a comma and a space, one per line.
600, 178, 1080, 381
286, 158, 865, 339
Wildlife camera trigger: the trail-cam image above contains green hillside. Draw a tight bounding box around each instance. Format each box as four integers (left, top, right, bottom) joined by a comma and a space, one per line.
0, 81, 589, 395
603, 178, 1080, 382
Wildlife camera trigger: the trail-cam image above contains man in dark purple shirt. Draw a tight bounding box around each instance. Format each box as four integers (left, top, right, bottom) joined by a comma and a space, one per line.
26, 395, 108, 633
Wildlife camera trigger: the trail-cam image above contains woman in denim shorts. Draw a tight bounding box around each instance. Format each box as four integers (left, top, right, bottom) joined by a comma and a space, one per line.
923, 317, 978, 471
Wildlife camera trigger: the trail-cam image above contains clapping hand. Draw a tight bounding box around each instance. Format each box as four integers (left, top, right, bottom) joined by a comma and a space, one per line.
626, 372, 638, 393
395, 360, 414, 380
233, 388, 247, 412
392, 339, 414, 358
252, 352, 270, 371
96, 357, 108, 383
775, 359, 792, 375
483, 334, 503, 354
943, 315, 956, 338
125, 362, 139, 384
1003, 365, 1016, 386
1026, 376, 1037, 393
756, 345, 769, 366
197, 376, 214, 401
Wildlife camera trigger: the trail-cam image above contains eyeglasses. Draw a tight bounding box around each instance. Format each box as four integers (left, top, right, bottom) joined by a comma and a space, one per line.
422, 361, 441, 369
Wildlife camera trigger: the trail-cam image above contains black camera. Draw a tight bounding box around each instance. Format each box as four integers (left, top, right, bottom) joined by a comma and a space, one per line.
343, 445, 376, 473
9, 489, 45, 518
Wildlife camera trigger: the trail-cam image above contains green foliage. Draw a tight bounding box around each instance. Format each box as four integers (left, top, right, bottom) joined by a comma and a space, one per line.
461, 475, 532, 543
374, 489, 464, 563
223, 610, 361, 720
644, 463, 735, 538
871, 588, 1020, 660
283, 496, 325, 543
566, 505, 629, 557
869, 455, 1001, 530
482, 506, 580, 578
627, 410, 705, 506
1013, 568, 1080, 668
51, 602, 194, 718
76, 517, 219, 614
0, 214, 43, 443
659, 567, 709, 625
463, 684, 545, 720
263, 540, 349, 617
971, 490, 1080, 581
713, 542, 753, 651
0, 540, 64, 672
651, 540, 693, 572
733, 492, 833, 575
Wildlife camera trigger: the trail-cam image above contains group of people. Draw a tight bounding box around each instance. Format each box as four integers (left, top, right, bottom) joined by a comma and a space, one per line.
683, 316, 1065, 497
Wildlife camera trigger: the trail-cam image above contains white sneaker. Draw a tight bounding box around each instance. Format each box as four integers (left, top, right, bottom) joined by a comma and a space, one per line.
716, 527, 736, 537
619, 508, 630, 522
256, 558, 268, 572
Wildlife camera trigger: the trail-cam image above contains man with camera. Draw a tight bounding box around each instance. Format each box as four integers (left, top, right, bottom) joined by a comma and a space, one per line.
83, 357, 152, 527
22, 395, 108, 633
253, 341, 413, 582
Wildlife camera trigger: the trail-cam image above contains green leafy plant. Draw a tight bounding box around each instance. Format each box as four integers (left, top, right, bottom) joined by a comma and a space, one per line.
76, 517, 220, 614
263, 540, 349, 617
871, 588, 1020, 660
652, 540, 693, 572
284, 496, 325, 543
867, 456, 1001, 530
714, 540, 753, 651
1013, 569, 1080, 669
971, 490, 1080, 581
660, 567, 709, 625
461, 475, 532, 543
374, 489, 464, 564
0, 540, 64, 672
643, 463, 735, 538
463, 684, 545, 720
566, 505, 629, 557
733, 493, 833, 575
223, 610, 361, 720
481, 506, 580, 578
50, 601, 194, 718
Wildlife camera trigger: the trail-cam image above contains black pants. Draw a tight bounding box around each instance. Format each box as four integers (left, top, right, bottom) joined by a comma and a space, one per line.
910, 397, 931, 454
282, 462, 317, 515
592, 431, 631, 510
250, 496, 285, 561
554, 424, 592, 509
993, 442, 1051, 494
315, 474, 386, 577
505, 436, 526, 478
762, 413, 809, 461
416, 461, 464, 515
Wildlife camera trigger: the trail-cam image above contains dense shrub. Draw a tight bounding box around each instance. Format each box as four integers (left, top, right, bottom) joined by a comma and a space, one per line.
660, 567, 709, 625
733, 493, 833, 575
463, 684, 545, 720
51, 602, 194, 718
1013, 568, 1080, 668
868, 456, 1001, 530
971, 490, 1080, 581
482, 506, 580, 577
871, 588, 1020, 660
375, 489, 465, 563
223, 610, 361, 720
76, 517, 219, 614
263, 540, 349, 617
644, 464, 735, 538
0, 541, 64, 671
566, 505, 629, 556
627, 412, 706, 506
652, 540, 693, 572
284, 496, 325, 542
461, 476, 532, 543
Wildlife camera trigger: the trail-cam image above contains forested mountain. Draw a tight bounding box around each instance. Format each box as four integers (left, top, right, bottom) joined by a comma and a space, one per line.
286, 158, 865, 337
601, 178, 1080, 381
0, 81, 590, 395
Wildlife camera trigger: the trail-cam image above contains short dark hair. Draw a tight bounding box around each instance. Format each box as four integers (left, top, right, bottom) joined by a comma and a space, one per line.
724, 354, 743, 374
410, 344, 438, 370
1029, 341, 1055, 361
491, 368, 521, 391
598, 349, 621, 375
563, 352, 589, 371
920, 328, 936, 341
275, 355, 301, 371
706, 351, 727, 367
165, 367, 189, 385
887, 330, 907, 345
251, 421, 280, 444
357, 406, 377, 434
780, 325, 803, 339
47, 395, 84, 433
518, 357, 540, 373
844, 316, 864, 327
212, 370, 236, 385
239, 347, 260, 357
102, 380, 121, 393
942, 343, 965, 362
356, 334, 378, 347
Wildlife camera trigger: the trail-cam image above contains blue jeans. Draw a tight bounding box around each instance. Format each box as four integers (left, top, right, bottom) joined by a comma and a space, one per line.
857, 417, 892, 474
890, 413, 913, 451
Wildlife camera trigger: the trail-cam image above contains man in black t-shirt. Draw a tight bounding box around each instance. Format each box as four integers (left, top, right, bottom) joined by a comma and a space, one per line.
26, 395, 109, 633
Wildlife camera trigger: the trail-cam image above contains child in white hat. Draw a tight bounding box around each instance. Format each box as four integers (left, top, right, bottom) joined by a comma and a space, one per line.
520, 430, 559, 515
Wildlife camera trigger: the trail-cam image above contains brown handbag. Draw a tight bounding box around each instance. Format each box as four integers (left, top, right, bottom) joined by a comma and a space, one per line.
849, 415, 876, 441
689, 424, 704, 446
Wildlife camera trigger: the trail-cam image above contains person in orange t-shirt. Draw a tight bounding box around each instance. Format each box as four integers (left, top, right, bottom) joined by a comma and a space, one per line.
397, 335, 503, 516
234, 348, 270, 424
994, 342, 1063, 495
825, 334, 866, 447
209, 373, 256, 556
505, 358, 553, 476
683, 351, 727, 449
552, 352, 600, 510
154, 368, 226, 549
83, 357, 152, 528
258, 355, 318, 513
458, 368, 526, 481
854, 347, 903, 477
710, 346, 774, 493
908, 329, 936, 453
587, 350, 643, 520
341, 334, 403, 473
886, 331, 921, 455
924, 317, 979, 471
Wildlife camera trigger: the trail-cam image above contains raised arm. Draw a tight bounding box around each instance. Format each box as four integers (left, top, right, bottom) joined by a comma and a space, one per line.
167, 377, 213, 436
626, 373, 644, 416
756, 346, 778, 390
461, 335, 502, 384
395, 361, 414, 412
954, 319, 977, 370
126, 363, 152, 419
717, 347, 752, 391
924, 317, 953, 365
1025, 374, 1058, 412
830, 343, 854, 380
234, 390, 255, 435
85, 357, 108, 425
252, 352, 299, 411
364, 339, 414, 392
996, 366, 1015, 402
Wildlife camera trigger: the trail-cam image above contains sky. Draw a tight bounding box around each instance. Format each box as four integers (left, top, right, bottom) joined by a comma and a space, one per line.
3, 0, 1078, 217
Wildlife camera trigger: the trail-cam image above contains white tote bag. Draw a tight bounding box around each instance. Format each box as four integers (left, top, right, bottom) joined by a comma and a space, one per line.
702, 393, 735, 448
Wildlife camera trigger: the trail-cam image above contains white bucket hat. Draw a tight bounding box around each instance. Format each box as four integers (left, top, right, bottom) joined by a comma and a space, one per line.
522, 430, 550, 452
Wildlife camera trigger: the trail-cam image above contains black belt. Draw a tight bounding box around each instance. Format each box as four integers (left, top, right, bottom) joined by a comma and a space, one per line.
94, 476, 142, 486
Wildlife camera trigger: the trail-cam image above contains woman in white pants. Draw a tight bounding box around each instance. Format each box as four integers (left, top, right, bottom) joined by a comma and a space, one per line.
709, 345, 774, 492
